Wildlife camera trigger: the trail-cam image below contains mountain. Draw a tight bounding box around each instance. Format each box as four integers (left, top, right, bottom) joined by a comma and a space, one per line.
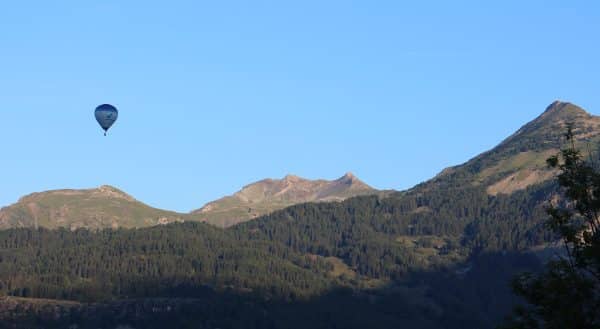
192, 172, 378, 227
0, 101, 596, 329
1, 101, 595, 231
0, 185, 186, 230
0, 174, 378, 230
429, 101, 600, 195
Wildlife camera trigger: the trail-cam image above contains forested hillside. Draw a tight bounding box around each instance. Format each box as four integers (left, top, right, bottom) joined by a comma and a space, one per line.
0, 198, 543, 329
0, 178, 562, 328
0, 101, 597, 328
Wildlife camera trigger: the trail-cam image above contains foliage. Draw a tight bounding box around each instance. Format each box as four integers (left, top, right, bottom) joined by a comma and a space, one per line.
504, 126, 600, 328
1, 118, 584, 327
0, 173, 557, 328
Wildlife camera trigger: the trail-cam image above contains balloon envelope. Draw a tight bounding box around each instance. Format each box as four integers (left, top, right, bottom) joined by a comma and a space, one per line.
95, 104, 118, 133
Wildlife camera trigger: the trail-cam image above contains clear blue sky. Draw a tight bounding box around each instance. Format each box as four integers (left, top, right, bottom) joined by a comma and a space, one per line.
1, 1, 598, 212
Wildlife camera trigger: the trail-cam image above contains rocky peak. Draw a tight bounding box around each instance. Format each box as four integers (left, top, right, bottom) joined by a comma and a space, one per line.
193, 173, 378, 227
433, 101, 599, 196
334, 172, 372, 189
535, 100, 591, 124
94, 185, 136, 202
495, 101, 598, 152
282, 174, 304, 184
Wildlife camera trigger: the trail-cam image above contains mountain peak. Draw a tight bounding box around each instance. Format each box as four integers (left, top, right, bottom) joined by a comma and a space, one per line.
433, 101, 599, 196
95, 185, 136, 202
193, 173, 377, 227
1, 186, 184, 230
537, 100, 589, 122
494, 101, 597, 153
545, 100, 570, 111
335, 172, 369, 187
282, 174, 303, 183
98, 184, 119, 190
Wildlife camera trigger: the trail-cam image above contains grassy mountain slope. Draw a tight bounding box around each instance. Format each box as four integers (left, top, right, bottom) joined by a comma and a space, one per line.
429, 101, 600, 195
0, 101, 596, 328
192, 172, 378, 227
0, 101, 595, 233
0, 185, 186, 230
0, 174, 378, 230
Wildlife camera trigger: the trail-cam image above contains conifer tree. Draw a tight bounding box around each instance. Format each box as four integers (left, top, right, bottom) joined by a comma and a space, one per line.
505, 126, 600, 328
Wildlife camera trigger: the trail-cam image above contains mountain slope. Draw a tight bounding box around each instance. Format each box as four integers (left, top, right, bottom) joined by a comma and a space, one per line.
429, 101, 600, 195
0, 185, 186, 230
192, 172, 378, 227
0, 100, 595, 329
0, 101, 595, 231
0, 173, 379, 230
230, 101, 598, 270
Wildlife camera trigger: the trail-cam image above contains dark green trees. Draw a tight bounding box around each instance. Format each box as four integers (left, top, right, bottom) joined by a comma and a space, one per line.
505, 127, 600, 329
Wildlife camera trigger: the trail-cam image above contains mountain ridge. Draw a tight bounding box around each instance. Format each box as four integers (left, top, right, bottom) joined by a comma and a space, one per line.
192, 172, 378, 227
0, 100, 597, 329
0, 185, 186, 230
0, 101, 597, 230
428, 101, 600, 195
0, 173, 379, 230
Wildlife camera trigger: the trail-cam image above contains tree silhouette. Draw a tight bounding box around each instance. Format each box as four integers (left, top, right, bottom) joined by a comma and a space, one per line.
504, 126, 600, 329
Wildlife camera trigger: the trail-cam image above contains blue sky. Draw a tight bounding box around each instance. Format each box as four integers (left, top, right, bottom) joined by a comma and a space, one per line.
0, 1, 598, 212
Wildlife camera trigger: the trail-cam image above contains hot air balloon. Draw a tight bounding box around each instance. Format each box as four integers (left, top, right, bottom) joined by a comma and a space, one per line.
95, 104, 118, 136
